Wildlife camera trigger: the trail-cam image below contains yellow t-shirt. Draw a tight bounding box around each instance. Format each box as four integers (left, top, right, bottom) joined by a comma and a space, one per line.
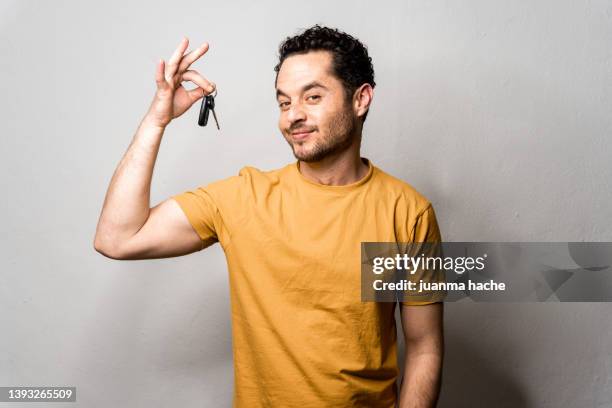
172, 157, 442, 408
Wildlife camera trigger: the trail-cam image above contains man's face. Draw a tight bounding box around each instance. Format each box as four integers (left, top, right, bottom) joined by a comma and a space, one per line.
276, 51, 359, 163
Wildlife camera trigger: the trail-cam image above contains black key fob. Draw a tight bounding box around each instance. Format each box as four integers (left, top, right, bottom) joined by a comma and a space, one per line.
198, 94, 213, 126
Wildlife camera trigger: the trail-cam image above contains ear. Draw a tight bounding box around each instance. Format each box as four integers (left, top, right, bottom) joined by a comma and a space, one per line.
352, 83, 374, 120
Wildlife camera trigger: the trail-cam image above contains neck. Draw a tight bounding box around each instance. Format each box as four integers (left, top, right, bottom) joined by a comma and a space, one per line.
298, 139, 369, 186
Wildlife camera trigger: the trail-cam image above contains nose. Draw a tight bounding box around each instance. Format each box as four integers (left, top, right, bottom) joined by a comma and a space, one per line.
286, 101, 307, 124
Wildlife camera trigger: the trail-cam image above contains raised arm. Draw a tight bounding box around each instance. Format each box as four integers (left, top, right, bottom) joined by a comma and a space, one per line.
94, 37, 216, 260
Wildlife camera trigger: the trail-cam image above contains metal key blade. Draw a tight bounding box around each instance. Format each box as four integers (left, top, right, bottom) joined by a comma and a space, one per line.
211, 108, 220, 130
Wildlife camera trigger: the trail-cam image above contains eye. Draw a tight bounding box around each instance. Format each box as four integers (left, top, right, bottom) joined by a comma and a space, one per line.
278, 101, 289, 108
307, 95, 321, 101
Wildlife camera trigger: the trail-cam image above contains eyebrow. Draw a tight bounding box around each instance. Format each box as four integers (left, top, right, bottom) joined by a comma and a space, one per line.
276, 81, 329, 100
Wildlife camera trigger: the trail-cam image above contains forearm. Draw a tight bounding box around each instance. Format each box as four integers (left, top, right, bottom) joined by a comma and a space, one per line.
94, 115, 165, 250
398, 346, 443, 408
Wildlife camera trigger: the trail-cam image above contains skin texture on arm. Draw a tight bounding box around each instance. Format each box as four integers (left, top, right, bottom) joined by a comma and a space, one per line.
398, 302, 444, 408
96, 195, 204, 260
93, 114, 204, 260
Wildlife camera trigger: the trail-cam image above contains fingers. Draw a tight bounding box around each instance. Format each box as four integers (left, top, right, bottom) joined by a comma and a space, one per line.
165, 37, 189, 81
155, 59, 168, 90
178, 42, 209, 74
157, 37, 213, 94
181, 70, 216, 95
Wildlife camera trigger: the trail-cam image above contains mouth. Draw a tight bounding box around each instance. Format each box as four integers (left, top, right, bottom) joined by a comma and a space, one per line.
291, 130, 315, 141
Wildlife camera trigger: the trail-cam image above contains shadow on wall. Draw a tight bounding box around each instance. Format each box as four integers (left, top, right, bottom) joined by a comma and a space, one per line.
396, 306, 531, 408
437, 333, 531, 408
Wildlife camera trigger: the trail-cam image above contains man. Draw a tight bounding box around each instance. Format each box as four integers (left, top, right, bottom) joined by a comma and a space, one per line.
94, 25, 444, 408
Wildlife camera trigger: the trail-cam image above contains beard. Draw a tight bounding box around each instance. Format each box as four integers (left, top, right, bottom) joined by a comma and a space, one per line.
285, 107, 358, 163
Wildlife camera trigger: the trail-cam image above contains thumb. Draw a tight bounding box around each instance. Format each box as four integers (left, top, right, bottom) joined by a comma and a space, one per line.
187, 87, 206, 103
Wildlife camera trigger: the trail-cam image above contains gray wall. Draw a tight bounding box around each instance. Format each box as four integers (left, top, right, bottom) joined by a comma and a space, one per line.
1, 0, 611, 407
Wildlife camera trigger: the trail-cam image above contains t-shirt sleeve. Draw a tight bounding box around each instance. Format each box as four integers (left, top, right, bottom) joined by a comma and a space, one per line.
401, 203, 446, 306
410, 203, 442, 242
172, 187, 220, 250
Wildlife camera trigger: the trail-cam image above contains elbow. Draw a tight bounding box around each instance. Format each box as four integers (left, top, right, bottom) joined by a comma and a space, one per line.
93, 235, 125, 260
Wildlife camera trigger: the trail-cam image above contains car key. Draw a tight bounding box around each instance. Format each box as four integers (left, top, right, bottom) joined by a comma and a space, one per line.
198, 89, 220, 130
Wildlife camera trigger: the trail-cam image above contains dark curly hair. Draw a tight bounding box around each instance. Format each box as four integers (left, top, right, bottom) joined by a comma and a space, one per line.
274, 24, 376, 123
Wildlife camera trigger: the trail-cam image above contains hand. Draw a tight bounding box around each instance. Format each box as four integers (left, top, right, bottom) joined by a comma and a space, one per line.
145, 37, 216, 128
